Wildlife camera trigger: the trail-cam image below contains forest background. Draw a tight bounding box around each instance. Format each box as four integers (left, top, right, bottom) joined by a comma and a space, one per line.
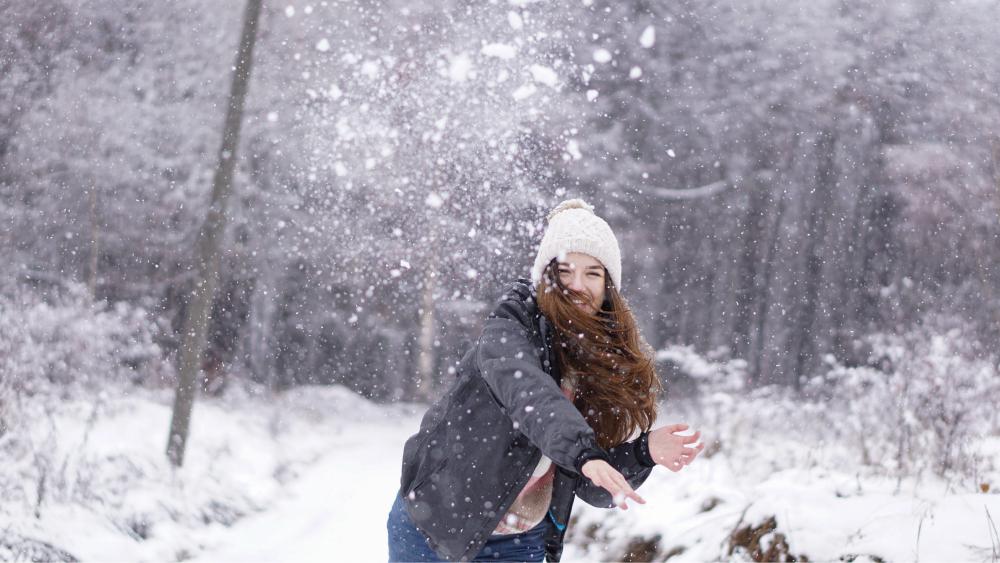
5, 0, 999, 398
2, 0, 1000, 560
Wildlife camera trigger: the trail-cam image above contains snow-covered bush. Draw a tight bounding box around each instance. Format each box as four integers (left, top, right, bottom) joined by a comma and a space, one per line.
657, 345, 749, 395
0, 282, 165, 434
818, 326, 1000, 480
659, 328, 1000, 484
657, 345, 833, 481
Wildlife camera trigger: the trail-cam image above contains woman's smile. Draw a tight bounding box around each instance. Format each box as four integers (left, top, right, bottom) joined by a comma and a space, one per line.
559, 252, 606, 314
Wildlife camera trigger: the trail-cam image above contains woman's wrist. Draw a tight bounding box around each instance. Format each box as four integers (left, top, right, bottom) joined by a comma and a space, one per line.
574, 446, 610, 475
635, 431, 657, 467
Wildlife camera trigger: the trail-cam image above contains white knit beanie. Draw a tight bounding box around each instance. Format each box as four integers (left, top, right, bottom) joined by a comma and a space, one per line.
530, 198, 622, 289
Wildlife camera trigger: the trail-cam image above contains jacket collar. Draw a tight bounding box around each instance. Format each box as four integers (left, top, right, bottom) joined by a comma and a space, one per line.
533, 292, 562, 386
505, 277, 562, 384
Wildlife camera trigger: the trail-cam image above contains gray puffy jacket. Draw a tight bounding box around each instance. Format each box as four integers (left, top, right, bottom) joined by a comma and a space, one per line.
397, 278, 657, 561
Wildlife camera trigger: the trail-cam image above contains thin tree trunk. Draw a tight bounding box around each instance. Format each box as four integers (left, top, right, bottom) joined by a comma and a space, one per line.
87, 186, 99, 298
415, 264, 438, 401
751, 182, 786, 385
166, 0, 263, 467
985, 137, 1000, 354
834, 118, 882, 359
834, 172, 870, 356
698, 226, 721, 347
245, 275, 277, 386
788, 128, 836, 389
731, 179, 768, 359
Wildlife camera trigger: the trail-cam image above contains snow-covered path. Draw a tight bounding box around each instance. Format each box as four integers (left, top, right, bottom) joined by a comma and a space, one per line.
188, 400, 1000, 563
6, 384, 999, 563
191, 413, 422, 563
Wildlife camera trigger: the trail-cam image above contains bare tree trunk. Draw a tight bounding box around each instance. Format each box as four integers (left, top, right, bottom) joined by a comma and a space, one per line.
788, 128, 836, 389
415, 264, 438, 401
243, 274, 277, 386
984, 137, 1000, 354
731, 179, 768, 359
166, 0, 262, 467
696, 227, 721, 347
87, 186, 99, 298
751, 179, 786, 385
832, 122, 878, 362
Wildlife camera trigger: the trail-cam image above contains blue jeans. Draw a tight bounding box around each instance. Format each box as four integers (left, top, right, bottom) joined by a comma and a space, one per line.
386, 492, 548, 562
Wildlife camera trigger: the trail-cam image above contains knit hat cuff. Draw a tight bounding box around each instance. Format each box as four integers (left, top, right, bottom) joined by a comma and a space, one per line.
530, 237, 621, 289
530, 199, 622, 289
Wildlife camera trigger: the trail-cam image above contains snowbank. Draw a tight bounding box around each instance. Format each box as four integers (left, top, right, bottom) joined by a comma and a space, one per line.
4, 340, 999, 562
564, 436, 1000, 562
0, 383, 420, 562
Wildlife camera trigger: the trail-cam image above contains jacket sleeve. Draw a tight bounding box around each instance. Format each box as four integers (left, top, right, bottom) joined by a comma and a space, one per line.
575, 432, 658, 508
476, 295, 609, 476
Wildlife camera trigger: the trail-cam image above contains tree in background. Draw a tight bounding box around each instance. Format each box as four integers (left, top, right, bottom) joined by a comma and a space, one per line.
1, 0, 998, 404
166, 0, 262, 467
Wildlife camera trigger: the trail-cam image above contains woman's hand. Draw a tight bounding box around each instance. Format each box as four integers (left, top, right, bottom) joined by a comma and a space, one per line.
648, 423, 704, 472
581, 459, 646, 510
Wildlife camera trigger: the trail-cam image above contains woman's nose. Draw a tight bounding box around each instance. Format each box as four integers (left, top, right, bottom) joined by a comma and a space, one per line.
568, 274, 585, 291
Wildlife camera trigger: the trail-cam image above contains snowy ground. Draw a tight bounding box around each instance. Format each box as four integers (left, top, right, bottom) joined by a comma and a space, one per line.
3, 384, 999, 562
0, 384, 422, 562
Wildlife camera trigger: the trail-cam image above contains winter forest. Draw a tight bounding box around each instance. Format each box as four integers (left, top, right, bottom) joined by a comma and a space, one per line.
2, 0, 1000, 561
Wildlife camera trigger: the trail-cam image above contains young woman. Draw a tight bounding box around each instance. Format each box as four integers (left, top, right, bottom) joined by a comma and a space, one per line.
387, 199, 704, 562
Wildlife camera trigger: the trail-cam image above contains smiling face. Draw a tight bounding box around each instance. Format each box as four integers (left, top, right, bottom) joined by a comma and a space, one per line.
557, 252, 607, 314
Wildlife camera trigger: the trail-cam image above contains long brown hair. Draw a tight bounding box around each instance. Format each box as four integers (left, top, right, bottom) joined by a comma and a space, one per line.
536, 259, 662, 449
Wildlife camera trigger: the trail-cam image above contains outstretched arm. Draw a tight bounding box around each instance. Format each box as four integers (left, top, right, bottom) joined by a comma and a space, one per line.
476, 294, 609, 475
576, 425, 705, 508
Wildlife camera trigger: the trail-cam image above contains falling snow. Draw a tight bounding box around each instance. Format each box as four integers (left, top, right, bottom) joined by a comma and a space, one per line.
2, 0, 999, 561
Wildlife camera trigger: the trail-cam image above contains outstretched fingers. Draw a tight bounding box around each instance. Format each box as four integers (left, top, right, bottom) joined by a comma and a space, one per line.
610, 488, 644, 510
687, 441, 705, 458
617, 477, 646, 506
601, 470, 645, 510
